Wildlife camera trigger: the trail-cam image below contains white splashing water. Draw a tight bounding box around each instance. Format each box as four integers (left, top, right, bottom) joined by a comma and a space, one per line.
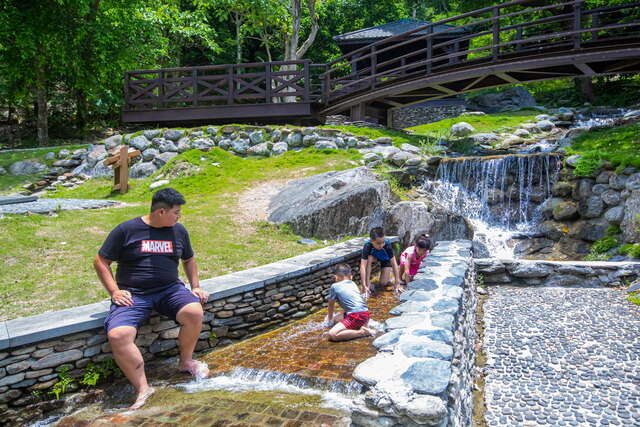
176, 368, 359, 412
423, 154, 562, 258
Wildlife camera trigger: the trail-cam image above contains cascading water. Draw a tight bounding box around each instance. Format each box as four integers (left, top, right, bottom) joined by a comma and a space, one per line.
422, 154, 563, 258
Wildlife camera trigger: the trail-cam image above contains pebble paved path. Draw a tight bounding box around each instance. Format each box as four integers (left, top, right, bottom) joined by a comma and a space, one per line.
483, 286, 640, 426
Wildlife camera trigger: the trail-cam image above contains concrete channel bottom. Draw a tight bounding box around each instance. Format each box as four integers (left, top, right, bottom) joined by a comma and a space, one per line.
52, 288, 399, 427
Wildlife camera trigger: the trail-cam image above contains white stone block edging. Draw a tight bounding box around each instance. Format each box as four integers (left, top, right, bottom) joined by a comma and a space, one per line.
0, 236, 398, 351
351, 240, 476, 427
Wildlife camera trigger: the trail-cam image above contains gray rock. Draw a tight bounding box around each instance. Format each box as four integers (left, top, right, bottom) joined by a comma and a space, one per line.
400, 340, 453, 360
231, 139, 250, 154
432, 297, 459, 314
521, 122, 540, 133
552, 182, 573, 197
314, 140, 338, 150
159, 139, 178, 153
404, 157, 421, 167
536, 120, 555, 131
540, 197, 566, 219
596, 170, 613, 184
399, 290, 435, 303
400, 143, 421, 154
31, 350, 83, 370
44, 152, 55, 160
0, 166, 6, 175
129, 161, 157, 179
373, 137, 393, 145
470, 133, 500, 144
164, 129, 185, 141
286, 132, 303, 147
626, 173, 640, 191
450, 122, 475, 136
390, 151, 412, 167
217, 139, 231, 150
601, 189, 621, 206
104, 135, 122, 150
192, 138, 214, 150
363, 152, 381, 162
578, 195, 604, 218
345, 136, 358, 147
385, 313, 429, 331
592, 183, 609, 195
372, 330, 404, 349
143, 129, 162, 140
142, 148, 159, 162
473, 259, 505, 274
573, 179, 593, 200
545, 274, 582, 287
249, 131, 263, 145
52, 159, 81, 168
176, 138, 191, 153
395, 395, 448, 424
622, 190, 640, 242
553, 201, 578, 220
267, 167, 392, 239
508, 262, 553, 278
334, 137, 346, 148
400, 358, 451, 394
272, 142, 288, 155
389, 301, 430, 315
412, 328, 453, 344
206, 126, 218, 135
149, 179, 170, 190
153, 152, 178, 168
0, 373, 25, 387
514, 128, 531, 138
149, 339, 177, 353
430, 312, 454, 330
609, 174, 628, 190
85, 148, 107, 168
302, 134, 318, 147
576, 218, 608, 242
408, 279, 438, 292
353, 354, 395, 386
605, 206, 625, 224
130, 135, 151, 151
9, 161, 47, 176
501, 135, 524, 147
467, 86, 536, 112
247, 142, 271, 156
89, 162, 113, 178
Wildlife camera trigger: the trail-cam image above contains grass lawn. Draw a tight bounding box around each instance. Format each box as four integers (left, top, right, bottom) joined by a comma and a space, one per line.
0, 145, 87, 194
406, 109, 539, 137
0, 148, 362, 321
566, 123, 640, 176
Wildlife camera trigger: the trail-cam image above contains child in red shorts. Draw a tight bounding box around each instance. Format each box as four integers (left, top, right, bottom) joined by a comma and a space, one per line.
326, 263, 373, 341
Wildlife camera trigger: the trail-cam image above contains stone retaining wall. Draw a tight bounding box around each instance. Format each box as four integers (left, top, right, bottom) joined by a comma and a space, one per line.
0, 237, 393, 411
391, 105, 467, 129
350, 240, 476, 426
475, 258, 640, 286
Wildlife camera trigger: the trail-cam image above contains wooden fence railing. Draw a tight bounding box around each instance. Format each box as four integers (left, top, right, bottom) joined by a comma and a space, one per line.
320, 0, 640, 103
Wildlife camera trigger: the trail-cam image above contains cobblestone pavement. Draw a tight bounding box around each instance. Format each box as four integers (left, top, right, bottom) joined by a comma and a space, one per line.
483, 286, 640, 426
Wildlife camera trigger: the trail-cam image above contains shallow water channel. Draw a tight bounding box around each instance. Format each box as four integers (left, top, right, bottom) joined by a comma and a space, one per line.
41, 290, 398, 426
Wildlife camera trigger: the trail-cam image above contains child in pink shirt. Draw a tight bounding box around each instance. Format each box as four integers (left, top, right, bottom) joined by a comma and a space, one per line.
399, 234, 435, 284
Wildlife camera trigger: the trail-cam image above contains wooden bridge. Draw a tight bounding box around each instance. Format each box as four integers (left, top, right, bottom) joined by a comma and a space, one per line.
122, 0, 640, 126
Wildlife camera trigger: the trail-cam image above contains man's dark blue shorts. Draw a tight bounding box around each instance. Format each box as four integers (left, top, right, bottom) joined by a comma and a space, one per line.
104, 282, 200, 332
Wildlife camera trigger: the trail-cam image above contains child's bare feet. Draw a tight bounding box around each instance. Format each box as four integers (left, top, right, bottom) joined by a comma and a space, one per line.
179, 360, 210, 379
128, 386, 156, 411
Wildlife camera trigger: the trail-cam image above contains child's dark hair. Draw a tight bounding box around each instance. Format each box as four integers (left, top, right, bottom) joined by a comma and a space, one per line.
415, 233, 435, 251
334, 263, 352, 277
151, 188, 186, 212
369, 227, 385, 240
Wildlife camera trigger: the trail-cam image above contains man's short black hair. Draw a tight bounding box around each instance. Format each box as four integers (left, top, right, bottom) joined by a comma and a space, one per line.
151, 188, 186, 212
334, 263, 352, 277
370, 227, 385, 240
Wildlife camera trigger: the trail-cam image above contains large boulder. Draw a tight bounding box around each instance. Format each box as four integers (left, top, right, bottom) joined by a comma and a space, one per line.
129, 161, 157, 179
622, 190, 640, 243
9, 161, 47, 175
467, 86, 536, 112
450, 122, 475, 137
385, 202, 433, 247
267, 167, 394, 239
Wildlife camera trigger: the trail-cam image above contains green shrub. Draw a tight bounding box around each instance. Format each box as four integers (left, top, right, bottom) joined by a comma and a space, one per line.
49, 367, 74, 400
620, 243, 640, 258
571, 155, 602, 177
606, 224, 622, 235
628, 291, 640, 306
591, 236, 618, 254
80, 358, 121, 387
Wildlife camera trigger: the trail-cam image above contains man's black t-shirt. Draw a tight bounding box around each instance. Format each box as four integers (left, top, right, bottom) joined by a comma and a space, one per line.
361, 240, 394, 261
99, 217, 194, 294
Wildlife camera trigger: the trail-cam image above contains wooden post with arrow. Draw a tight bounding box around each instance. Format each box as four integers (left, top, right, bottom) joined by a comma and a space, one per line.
103, 145, 141, 194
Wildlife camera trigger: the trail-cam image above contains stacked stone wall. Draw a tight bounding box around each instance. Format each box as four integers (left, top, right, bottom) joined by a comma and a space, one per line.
0, 237, 387, 411
391, 106, 466, 130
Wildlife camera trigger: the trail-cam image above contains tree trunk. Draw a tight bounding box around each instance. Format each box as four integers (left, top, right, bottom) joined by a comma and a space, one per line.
234, 12, 242, 64
281, 0, 318, 102
35, 86, 48, 146
76, 89, 88, 130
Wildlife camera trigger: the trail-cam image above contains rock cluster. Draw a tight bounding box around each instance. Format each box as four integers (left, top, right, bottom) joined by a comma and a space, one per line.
351, 240, 476, 427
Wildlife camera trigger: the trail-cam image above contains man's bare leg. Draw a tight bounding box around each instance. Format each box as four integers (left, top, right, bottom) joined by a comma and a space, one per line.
108, 326, 155, 409
176, 303, 208, 376
379, 267, 392, 287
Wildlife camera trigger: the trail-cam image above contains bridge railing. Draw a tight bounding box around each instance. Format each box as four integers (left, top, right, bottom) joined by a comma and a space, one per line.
321, 0, 640, 104
124, 60, 319, 112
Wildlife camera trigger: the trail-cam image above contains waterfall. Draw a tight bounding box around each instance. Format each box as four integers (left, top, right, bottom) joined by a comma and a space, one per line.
423, 154, 562, 257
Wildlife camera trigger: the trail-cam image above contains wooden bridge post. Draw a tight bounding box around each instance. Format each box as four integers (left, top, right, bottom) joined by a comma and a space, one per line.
265, 62, 272, 103
426, 25, 433, 74
350, 103, 366, 121
574, 1, 583, 49
492, 6, 500, 60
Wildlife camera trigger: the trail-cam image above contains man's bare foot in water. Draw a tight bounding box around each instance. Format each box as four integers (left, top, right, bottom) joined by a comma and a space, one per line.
128, 386, 156, 411
179, 359, 210, 378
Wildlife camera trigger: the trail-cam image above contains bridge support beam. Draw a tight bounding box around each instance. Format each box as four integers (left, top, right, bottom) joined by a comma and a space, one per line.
350, 102, 367, 121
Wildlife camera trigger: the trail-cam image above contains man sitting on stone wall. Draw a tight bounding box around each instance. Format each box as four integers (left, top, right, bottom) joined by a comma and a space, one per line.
94, 188, 209, 410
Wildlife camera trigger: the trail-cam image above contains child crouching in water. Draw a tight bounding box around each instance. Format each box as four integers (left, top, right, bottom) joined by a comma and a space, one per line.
400, 234, 435, 284
326, 263, 374, 341
360, 227, 402, 297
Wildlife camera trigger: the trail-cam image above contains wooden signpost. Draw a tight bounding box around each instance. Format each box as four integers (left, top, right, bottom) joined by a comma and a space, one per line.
103, 145, 141, 194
